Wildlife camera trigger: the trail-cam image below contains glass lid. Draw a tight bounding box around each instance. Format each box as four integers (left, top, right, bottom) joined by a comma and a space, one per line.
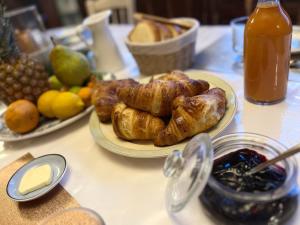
164, 133, 213, 213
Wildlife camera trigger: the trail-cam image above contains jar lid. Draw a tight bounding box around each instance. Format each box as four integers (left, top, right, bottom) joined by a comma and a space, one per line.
164, 133, 213, 213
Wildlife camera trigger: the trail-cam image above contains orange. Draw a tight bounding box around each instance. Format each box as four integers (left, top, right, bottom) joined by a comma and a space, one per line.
87, 76, 96, 88
78, 87, 92, 106
4, 100, 40, 133
87, 81, 95, 88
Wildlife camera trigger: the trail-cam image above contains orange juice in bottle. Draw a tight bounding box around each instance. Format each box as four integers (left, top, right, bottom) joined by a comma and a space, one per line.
244, 0, 292, 104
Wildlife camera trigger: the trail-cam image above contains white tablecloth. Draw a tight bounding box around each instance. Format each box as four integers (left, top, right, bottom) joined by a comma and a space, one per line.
1, 25, 300, 225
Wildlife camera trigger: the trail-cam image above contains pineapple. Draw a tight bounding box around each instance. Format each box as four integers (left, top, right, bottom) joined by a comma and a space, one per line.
0, 3, 49, 105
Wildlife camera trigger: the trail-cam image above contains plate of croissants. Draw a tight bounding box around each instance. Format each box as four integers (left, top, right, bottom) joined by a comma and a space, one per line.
89, 70, 237, 158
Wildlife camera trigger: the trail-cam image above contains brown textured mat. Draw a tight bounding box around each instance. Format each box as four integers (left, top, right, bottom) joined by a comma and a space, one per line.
0, 153, 80, 225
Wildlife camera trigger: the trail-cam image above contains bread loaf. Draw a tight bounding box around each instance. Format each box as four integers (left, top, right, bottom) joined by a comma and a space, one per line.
156, 23, 173, 40
128, 20, 188, 43
166, 25, 184, 38
129, 20, 160, 43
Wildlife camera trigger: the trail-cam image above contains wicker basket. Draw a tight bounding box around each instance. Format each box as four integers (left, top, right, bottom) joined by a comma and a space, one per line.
125, 18, 199, 75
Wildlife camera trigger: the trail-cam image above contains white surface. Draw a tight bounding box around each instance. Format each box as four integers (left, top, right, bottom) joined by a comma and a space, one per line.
1, 25, 300, 225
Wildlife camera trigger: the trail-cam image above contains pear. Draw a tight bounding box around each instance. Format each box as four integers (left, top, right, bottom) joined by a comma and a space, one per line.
50, 43, 91, 86
48, 75, 63, 90
69, 86, 81, 94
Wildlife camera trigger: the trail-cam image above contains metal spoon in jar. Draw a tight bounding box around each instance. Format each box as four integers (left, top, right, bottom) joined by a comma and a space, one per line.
247, 144, 300, 175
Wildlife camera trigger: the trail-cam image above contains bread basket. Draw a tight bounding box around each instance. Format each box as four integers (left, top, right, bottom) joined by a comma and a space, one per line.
125, 18, 199, 75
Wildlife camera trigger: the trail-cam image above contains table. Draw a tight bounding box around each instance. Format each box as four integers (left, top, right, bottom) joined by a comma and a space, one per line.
1, 25, 300, 225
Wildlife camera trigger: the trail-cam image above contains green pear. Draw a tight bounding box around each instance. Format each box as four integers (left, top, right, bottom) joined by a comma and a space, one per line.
69, 86, 81, 94
50, 45, 90, 86
48, 75, 63, 90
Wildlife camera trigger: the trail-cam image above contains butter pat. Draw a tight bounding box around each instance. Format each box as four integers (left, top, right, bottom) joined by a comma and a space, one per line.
18, 164, 53, 195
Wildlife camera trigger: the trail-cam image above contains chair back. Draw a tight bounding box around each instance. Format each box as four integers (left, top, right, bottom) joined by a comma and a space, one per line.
85, 0, 135, 23
244, 0, 254, 15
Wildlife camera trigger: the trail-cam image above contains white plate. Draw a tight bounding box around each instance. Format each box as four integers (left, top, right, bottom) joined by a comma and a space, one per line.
6, 154, 67, 202
89, 71, 238, 158
0, 106, 94, 142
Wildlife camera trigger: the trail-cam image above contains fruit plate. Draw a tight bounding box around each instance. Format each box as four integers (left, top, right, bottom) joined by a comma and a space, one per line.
89, 70, 237, 158
0, 105, 94, 142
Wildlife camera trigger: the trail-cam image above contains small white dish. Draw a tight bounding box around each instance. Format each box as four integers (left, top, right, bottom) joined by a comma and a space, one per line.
6, 154, 67, 202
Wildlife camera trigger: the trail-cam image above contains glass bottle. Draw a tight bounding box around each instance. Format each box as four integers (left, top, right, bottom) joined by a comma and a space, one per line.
244, 0, 292, 104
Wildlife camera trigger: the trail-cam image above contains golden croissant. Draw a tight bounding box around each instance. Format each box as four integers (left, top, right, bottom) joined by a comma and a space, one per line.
92, 79, 139, 122
111, 102, 165, 141
154, 70, 190, 82
154, 88, 227, 146
117, 76, 209, 117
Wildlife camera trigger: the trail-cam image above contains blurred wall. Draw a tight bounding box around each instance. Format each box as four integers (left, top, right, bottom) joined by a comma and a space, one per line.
4, 0, 300, 28
137, 0, 300, 25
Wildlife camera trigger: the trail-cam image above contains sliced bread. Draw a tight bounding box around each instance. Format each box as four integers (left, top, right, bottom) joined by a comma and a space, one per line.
129, 20, 161, 43
156, 23, 173, 41
167, 25, 185, 38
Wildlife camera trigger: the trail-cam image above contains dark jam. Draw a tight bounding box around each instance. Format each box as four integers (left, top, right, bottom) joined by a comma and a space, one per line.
200, 149, 298, 225
213, 149, 286, 192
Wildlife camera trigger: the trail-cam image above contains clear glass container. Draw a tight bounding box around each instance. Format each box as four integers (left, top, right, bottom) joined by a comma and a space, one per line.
164, 133, 299, 225
39, 207, 105, 225
5, 6, 51, 66
230, 16, 248, 57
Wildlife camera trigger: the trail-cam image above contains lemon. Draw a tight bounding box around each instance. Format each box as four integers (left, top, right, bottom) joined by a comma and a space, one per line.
37, 90, 60, 118
51, 92, 85, 120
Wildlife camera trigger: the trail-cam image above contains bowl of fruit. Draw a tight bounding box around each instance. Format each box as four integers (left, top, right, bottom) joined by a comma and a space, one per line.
0, 5, 100, 142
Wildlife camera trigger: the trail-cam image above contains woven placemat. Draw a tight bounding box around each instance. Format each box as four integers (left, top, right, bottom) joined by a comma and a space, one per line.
0, 153, 79, 225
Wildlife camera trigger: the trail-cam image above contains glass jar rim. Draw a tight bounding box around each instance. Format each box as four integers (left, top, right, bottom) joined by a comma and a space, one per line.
39, 207, 105, 225
208, 132, 298, 202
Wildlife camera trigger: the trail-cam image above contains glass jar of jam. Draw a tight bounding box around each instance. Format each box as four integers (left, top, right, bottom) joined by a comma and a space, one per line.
164, 133, 298, 225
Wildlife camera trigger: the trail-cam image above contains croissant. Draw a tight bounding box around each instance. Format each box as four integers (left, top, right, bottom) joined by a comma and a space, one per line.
154, 88, 227, 146
111, 102, 165, 141
92, 79, 139, 122
154, 70, 190, 82
117, 77, 209, 117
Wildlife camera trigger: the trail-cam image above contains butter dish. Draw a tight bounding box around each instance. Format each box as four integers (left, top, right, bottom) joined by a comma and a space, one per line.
6, 154, 67, 202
